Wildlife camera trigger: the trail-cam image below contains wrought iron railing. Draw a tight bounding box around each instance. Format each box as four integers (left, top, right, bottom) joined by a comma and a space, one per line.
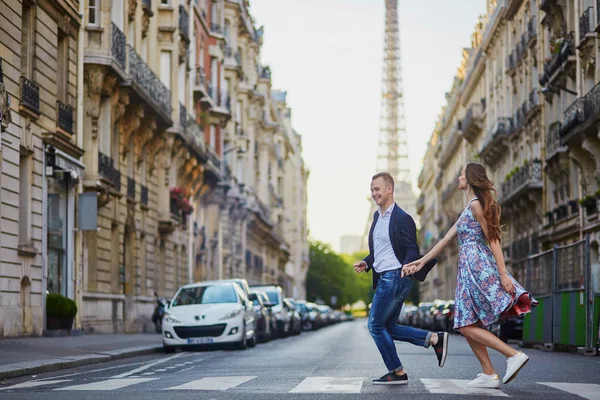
560, 97, 585, 136
220, 89, 230, 109
207, 84, 216, 101
127, 177, 135, 199
546, 122, 563, 159
210, 23, 222, 34
528, 89, 539, 109
501, 159, 542, 201
195, 66, 206, 87
128, 46, 171, 117
57, 101, 74, 134
582, 81, 600, 122
111, 22, 126, 70
98, 152, 121, 191
580, 7, 592, 42
141, 185, 148, 206
540, 34, 574, 85
20, 76, 40, 115
260, 67, 271, 80
179, 5, 189, 41
224, 46, 233, 57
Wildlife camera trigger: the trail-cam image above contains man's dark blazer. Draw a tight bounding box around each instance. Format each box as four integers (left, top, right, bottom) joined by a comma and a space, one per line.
363, 203, 437, 290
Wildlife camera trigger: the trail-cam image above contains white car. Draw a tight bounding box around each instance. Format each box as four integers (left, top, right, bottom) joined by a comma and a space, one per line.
250, 285, 290, 338
162, 281, 256, 353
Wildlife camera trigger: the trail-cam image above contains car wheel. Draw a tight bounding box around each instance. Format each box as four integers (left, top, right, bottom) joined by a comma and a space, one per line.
237, 325, 248, 350
163, 345, 175, 354
303, 321, 313, 331
248, 332, 256, 348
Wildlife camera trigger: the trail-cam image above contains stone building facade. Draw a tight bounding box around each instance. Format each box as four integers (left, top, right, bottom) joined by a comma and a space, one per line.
417, 0, 600, 303
0, 0, 309, 337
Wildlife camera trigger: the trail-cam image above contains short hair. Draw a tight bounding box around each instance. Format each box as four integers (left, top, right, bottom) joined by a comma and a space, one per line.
372, 172, 394, 189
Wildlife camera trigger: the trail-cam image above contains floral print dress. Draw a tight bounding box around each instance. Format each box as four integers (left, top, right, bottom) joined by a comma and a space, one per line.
454, 198, 537, 329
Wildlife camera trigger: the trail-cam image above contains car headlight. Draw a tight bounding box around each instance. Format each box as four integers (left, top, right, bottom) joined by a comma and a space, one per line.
163, 313, 181, 324
219, 308, 242, 321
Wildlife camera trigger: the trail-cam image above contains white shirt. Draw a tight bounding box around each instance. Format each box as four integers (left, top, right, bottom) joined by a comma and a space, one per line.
373, 203, 402, 274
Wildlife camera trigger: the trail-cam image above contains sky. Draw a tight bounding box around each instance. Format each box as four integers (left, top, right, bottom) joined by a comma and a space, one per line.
251, 0, 487, 252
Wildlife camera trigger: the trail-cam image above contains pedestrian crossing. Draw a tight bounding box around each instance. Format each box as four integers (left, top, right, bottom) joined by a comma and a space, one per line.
1, 376, 599, 398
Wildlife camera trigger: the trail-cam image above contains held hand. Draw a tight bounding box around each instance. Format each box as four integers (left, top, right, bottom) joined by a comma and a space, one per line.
354, 260, 367, 274
500, 273, 515, 295
401, 259, 425, 278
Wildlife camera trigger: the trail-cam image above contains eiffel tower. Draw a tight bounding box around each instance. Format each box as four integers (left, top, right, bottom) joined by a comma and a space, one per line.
362, 0, 417, 250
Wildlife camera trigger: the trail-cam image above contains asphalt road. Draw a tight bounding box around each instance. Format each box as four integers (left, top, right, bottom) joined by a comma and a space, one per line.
1, 319, 599, 399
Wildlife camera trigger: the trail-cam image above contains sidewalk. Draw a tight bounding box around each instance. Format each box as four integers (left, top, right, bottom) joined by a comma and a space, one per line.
0, 333, 163, 380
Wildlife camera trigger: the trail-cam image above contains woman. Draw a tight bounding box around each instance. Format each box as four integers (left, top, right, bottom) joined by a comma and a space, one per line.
403, 162, 537, 389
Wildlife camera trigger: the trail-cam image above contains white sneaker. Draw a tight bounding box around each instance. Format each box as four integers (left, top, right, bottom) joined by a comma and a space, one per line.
467, 373, 501, 389
503, 351, 529, 384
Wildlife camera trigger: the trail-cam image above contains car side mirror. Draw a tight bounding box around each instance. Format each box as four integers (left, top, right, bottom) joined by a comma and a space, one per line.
264, 302, 274, 308
248, 293, 258, 301
166, 300, 171, 308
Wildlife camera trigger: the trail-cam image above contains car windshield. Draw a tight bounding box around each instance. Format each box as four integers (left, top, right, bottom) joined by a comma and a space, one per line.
171, 285, 238, 306
266, 291, 279, 304
251, 296, 261, 306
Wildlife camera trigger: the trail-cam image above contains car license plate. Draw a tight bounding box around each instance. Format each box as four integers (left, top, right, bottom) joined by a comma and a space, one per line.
187, 337, 214, 344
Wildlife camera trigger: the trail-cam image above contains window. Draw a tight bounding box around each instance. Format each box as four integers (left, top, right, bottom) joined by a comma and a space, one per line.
161, 0, 170, 5
127, 20, 135, 47
141, 36, 148, 61
21, 3, 35, 78
211, 3, 218, 24
171, 285, 238, 306
99, 97, 111, 155
209, 125, 216, 149
224, 20, 231, 43
178, 63, 185, 103
160, 51, 171, 89
88, 0, 98, 26
19, 153, 32, 247
56, 34, 69, 102
111, 0, 124, 30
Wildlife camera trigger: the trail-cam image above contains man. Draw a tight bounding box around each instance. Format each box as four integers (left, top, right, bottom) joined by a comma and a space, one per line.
354, 172, 448, 385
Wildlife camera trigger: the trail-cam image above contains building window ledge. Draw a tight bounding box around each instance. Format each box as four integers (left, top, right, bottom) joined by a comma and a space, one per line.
17, 244, 37, 258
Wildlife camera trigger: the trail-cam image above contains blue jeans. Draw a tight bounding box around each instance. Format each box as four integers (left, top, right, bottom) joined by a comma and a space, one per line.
368, 269, 432, 372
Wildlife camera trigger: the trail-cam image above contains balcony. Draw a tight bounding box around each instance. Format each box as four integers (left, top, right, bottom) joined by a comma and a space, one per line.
179, 5, 189, 42
462, 102, 485, 142
559, 82, 600, 143
56, 101, 74, 134
210, 23, 223, 35
20, 76, 40, 117
559, 97, 585, 137
141, 185, 149, 207
579, 7, 593, 44
539, 35, 575, 87
128, 45, 172, 121
193, 67, 210, 102
527, 16, 537, 47
111, 22, 126, 71
499, 159, 543, 205
206, 145, 221, 172
545, 122, 565, 161
511, 103, 526, 134
479, 117, 511, 165
127, 177, 136, 201
438, 121, 463, 168
98, 152, 121, 192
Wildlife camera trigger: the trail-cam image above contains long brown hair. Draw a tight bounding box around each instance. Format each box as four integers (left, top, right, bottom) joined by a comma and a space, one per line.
465, 162, 502, 243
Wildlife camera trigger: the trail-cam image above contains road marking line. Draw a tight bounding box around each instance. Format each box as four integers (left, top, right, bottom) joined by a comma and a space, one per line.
54, 378, 157, 391
36, 361, 145, 381
420, 379, 510, 397
289, 377, 365, 393
0, 380, 72, 391
111, 353, 185, 378
538, 382, 600, 400
165, 376, 257, 391
141, 373, 155, 376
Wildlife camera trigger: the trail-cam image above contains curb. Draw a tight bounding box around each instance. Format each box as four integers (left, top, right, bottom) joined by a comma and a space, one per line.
0, 345, 163, 381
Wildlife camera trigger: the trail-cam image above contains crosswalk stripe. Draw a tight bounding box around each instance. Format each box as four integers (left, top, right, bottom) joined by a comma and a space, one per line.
289, 377, 365, 393
54, 378, 158, 391
420, 379, 510, 397
165, 376, 257, 391
538, 382, 600, 400
0, 380, 72, 391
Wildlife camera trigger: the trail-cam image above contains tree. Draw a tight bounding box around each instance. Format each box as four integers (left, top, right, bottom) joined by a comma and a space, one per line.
306, 242, 374, 307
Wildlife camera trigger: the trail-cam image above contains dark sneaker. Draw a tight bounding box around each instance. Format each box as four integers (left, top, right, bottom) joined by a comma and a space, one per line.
372, 372, 408, 385
432, 332, 448, 367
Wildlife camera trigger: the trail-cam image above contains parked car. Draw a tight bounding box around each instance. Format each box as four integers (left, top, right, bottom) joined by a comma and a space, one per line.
255, 290, 277, 339
488, 315, 524, 342
416, 302, 434, 329
284, 299, 302, 335
250, 285, 290, 337
433, 301, 455, 332
398, 305, 418, 325
296, 301, 322, 330
250, 290, 273, 343
162, 281, 256, 353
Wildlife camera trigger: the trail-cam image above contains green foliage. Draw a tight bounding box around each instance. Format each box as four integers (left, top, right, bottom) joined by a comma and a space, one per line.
505, 165, 521, 181
46, 294, 78, 317
306, 242, 373, 307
